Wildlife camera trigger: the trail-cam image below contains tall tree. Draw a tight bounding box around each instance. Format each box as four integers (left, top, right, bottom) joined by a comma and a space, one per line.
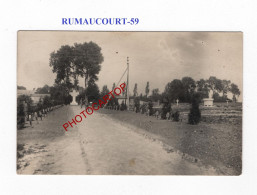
73, 41, 104, 104
101, 85, 110, 97
188, 93, 201, 125
164, 79, 185, 102
86, 81, 100, 102
221, 79, 231, 97
206, 76, 223, 96
133, 83, 138, 97
182, 77, 196, 102
122, 81, 126, 96
50, 42, 104, 105
230, 83, 240, 102
108, 82, 118, 107
196, 79, 209, 98
36, 85, 50, 94
49, 45, 74, 91
112, 83, 116, 91
145, 81, 150, 97
17, 86, 26, 90
151, 88, 161, 102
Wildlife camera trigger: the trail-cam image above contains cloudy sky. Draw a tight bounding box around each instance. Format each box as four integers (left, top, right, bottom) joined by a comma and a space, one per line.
18, 31, 242, 101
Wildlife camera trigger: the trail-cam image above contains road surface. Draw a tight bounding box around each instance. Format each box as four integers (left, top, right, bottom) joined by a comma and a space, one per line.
18, 105, 218, 175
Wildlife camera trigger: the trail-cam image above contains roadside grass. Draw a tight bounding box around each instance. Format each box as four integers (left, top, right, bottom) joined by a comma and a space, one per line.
17, 106, 71, 144
99, 104, 242, 175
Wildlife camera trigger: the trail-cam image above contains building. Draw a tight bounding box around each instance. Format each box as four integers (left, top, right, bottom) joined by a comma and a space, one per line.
17, 89, 50, 105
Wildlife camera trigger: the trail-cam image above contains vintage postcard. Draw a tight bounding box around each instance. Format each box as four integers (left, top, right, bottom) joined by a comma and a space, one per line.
17, 31, 242, 175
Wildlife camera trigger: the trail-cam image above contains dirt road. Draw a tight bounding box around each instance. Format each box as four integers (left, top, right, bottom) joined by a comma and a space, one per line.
18, 105, 218, 175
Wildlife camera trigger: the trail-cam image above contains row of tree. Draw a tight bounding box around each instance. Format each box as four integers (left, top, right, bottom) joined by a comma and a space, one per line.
17, 84, 73, 128
132, 76, 241, 103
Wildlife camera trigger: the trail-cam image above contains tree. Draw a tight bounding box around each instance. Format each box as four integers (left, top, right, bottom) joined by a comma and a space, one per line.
49, 45, 74, 91
133, 83, 138, 97
152, 88, 159, 96
188, 93, 201, 125
36, 85, 50, 94
230, 83, 240, 102
151, 88, 161, 102
50, 42, 104, 105
17, 95, 33, 129
101, 85, 110, 97
122, 81, 126, 96
49, 83, 71, 105
42, 96, 52, 108
148, 101, 154, 116
112, 83, 116, 91
73, 42, 104, 103
108, 82, 118, 108
65, 95, 73, 105
182, 77, 196, 102
164, 79, 185, 102
161, 101, 171, 119
221, 79, 231, 97
85, 81, 100, 102
120, 101, 127, 111
145, 81, 150, 97
134, 97, 140, 113
206, 76, 223, 96
18, 95, 33, 112
196, 79, 209, 99
17, 86, 26, 90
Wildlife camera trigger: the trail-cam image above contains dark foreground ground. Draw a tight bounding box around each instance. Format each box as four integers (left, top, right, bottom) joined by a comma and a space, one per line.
99, 103, 242, 175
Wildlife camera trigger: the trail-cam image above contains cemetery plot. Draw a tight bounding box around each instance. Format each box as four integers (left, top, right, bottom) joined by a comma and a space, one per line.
100, 102, 242, 175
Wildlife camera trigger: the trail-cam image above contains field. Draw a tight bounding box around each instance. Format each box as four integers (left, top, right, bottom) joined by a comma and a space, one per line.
100, 102, 242, 175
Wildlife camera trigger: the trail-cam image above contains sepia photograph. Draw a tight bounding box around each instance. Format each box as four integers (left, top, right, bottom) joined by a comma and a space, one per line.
17, 31, 242, 175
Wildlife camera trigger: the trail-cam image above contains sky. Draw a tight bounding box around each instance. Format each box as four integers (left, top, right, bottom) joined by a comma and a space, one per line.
17, 31, 243, 101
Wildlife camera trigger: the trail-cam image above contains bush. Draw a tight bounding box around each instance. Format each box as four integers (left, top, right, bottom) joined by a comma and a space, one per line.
17, 95, 33, 129
134, 98, 140, 113
148, 101, 154, 116
120, 101, 127, 111
188, 93, 201, 125
172, 111, 180, 121
140, 104, 147, 114
161, 102, 171, 119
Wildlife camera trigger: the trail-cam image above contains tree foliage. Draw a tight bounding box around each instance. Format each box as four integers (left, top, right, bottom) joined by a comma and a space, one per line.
101, 85, 110, 97
150, 88, 161, 102
49, 45, 74, 90
133, 83, 138, 97
17, 86, 26, 90
122, 81, 126, 96
135, 76, 240, 104
73, 42, 104, 89
86, 81, 100, 102
112, 83, 116, 91
188, 93, 201, 125
145, 81, 150, 97
230, 83, 240, 102
36, 85, 50, 94
182, 77, 196, 102
164, 79, 185, 102
206, 76, 223, 96
49, 41, 104, 103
